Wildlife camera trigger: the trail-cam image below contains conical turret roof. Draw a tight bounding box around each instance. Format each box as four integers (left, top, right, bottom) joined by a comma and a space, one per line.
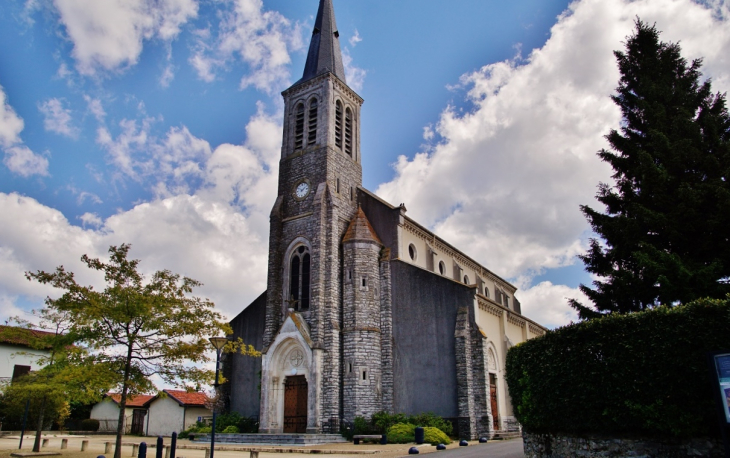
343, 207, 382, 245
299, 0, 347, 85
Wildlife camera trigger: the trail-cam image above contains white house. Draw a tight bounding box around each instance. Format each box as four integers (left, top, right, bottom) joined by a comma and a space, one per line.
145, 390, 210, 437
0, 325, 52, 384
90, 393, 154, 434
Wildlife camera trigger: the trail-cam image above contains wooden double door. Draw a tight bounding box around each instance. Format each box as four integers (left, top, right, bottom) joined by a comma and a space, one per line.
283, 375, 308, 433
489, 373, 499, 430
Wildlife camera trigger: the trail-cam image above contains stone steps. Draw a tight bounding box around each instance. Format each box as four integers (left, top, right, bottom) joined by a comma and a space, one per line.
491, 430, 522, 441
191, 433, 347, 445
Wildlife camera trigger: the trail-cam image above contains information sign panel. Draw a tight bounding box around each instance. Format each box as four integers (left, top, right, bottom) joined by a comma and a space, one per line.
714, 352, 730, 424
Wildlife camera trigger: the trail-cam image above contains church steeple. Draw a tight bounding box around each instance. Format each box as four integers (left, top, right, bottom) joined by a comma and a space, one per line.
300, 0, 346, 84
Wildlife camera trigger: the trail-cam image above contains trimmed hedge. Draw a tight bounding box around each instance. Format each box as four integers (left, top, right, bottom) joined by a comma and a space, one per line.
80, 418, 100, 431
505, 298, 730, 438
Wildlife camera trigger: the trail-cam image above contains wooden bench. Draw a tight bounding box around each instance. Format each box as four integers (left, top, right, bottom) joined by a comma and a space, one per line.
353, 435, 385, 445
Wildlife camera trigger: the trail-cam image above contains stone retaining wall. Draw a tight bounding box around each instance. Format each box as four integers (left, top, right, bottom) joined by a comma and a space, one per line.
523, 432, 726, 458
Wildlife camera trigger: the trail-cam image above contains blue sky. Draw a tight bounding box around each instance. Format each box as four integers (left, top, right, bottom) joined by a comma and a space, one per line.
1, 0, 729, 330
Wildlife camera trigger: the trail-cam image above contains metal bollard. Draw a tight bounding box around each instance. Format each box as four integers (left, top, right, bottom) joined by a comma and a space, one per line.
138, 442, 147, 458
170, 432, 177, 458
132, 444, 139, 457
81, 440, 89, 451
156, 436, 163, 458
61, 439, 68, 450
105, 442, 113, 454
42, 438, 49, 448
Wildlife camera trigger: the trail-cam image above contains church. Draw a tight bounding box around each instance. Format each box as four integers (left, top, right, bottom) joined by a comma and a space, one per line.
224, 0, 547, 440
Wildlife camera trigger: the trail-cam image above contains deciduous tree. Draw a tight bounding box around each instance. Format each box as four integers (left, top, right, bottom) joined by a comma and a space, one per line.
27, 244, 229, 458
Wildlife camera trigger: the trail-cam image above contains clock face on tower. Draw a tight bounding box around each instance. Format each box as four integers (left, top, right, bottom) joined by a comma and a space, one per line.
294, 181, 310, 199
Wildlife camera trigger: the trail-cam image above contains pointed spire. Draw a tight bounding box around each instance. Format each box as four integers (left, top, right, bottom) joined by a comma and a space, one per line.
300, 0, 347, 85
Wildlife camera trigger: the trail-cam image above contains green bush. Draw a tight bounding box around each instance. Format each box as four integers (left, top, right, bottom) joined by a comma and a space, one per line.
80, 419, 100, 431
221, 426, 239, 433
366, 411, 453, 437
423, 427, 451, 445
386, 423, 415, 443
506, 298, 730, 438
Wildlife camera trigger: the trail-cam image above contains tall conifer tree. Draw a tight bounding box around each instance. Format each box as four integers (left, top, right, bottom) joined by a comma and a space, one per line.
571, 20, 730, 319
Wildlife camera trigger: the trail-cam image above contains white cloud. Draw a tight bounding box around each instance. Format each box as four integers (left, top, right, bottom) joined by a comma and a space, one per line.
376, 0, 730, 326
160, 64, 175, 88
515, 280, 583, 329
0, 86, 24, 148
189, 0, 304, 93
0, 85, 49, 177
39, 98, 78, 138
52, 0, 198, 76
349, 29, 362, 47
342, 48, 366, 92
83, 95, 106, 122
0, 106, 281, 322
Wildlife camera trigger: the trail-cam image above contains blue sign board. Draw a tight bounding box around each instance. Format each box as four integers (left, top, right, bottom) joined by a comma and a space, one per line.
714, 353, 730, 424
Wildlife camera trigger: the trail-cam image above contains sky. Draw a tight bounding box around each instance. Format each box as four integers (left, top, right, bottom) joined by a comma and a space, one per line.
1, 0, 729, 332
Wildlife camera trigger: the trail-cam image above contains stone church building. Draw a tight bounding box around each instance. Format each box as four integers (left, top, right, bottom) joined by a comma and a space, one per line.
225, 0, 547, 440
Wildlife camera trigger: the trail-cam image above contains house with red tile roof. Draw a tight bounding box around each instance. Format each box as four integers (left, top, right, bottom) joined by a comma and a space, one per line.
145, 390, 211, 436
0, 325, 54, 382
90, 393, 155, 434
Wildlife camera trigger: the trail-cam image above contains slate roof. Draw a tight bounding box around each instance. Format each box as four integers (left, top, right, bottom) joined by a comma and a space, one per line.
108, 393, 155, 408
164, 390, 207, 407
343, 207, 382, 245
299, 0, 346, 85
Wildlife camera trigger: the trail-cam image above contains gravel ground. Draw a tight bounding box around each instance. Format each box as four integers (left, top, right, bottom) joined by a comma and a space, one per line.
0, 434, 516, 458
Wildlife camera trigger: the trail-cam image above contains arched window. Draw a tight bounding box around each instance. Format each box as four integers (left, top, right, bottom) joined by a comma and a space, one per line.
345, 108, 353, 157
308, 98, 318, 145
289, 246, 311, 311
294, 103, 305, 150
464, 275, 470, 284
438, 261, 446, 275
335, 101, 343, 150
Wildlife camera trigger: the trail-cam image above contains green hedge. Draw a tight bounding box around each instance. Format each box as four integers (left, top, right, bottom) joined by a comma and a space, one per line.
505, 298, 730, 438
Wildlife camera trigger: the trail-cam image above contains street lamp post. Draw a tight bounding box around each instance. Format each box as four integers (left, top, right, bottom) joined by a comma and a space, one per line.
208, 336, 228, 458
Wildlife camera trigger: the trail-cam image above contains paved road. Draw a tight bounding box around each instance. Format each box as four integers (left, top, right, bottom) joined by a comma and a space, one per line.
427, 439, 525, 458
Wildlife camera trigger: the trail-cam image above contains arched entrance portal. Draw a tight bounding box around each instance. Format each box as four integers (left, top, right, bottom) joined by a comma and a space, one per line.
284, 375, 308, 433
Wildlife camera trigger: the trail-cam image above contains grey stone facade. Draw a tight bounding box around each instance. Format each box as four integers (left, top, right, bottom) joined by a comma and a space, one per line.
226, 0, 547, 440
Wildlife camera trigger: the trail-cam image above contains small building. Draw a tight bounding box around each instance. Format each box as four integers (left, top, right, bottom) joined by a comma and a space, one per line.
90, 393, 154, 434
0, 325, 53, 384
145, 390, 210, 437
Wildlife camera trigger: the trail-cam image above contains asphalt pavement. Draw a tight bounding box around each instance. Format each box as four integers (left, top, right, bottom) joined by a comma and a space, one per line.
429, 439, 525, 458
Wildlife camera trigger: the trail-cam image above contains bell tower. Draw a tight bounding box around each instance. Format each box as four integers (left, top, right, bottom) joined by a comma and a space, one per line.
259, 0, 364, 433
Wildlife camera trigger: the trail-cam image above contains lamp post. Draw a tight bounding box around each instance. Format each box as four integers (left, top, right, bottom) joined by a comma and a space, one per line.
208, 336, 228, 458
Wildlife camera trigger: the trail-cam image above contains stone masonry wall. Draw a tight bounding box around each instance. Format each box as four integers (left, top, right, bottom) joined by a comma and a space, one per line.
342, 239, 383, 421
523, 432, 727, 458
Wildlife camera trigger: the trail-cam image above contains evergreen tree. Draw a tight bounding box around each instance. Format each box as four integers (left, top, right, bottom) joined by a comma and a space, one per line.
571, 20, 730, 319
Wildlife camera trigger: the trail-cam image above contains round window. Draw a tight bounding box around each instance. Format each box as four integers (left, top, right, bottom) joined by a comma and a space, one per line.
408, 243, 417, 261
439, 261, 445, 275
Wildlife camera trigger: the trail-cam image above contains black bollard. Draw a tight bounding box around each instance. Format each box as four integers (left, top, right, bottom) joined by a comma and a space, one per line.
380, 434, 387, 445
479, 437, 488, 443
97, 456, 106, 458
138, 442, 147, 458
436, 444, 446, 450
170, 432, 177, 458
408, 447, 420, 454
459, 440, 468, 447
414, 427, 424, 445
156, 436, 163, 458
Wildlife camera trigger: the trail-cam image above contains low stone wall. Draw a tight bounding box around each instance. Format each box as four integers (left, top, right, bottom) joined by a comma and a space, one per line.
523, 432, 726, 458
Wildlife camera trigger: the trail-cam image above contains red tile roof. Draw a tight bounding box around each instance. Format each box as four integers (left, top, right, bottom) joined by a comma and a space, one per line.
164, 390, 207, 407
0, 325, 56, 348
108, 393, 155, 408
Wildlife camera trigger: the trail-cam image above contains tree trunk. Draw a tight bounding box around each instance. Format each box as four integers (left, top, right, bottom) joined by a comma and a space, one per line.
114, 344, 135, 458
32, 396, 46, 453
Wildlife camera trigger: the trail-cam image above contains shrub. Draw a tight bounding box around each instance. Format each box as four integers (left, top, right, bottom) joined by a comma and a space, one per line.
372, 411, 408, 432
408, 412, 453, 437
387, 423, 415, 444
80, 419, 100, 431
237, 416, 259, 433
506, 298, 730, 438
367, 411, 453, 437
423, 427, 451, 445
221, 426, 239, 433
